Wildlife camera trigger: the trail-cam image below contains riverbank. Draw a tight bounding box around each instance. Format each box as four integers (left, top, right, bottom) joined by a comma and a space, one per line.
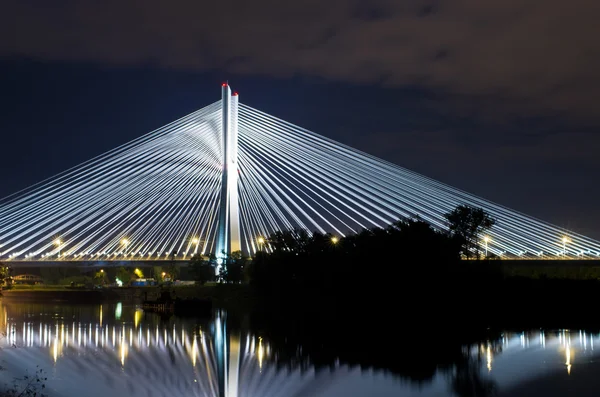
498, 259, 600, 279
0, 289, 107, 303
0, 283, 257, 312
3, 275, 600, 327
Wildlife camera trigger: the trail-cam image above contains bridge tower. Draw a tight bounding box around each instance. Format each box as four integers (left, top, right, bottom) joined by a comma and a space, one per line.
216, 83, 241, 264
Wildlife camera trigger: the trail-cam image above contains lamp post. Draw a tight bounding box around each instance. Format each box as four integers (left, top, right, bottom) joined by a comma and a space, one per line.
483, 236, 490, 258
54, 239, 62, 258
121, 238, 129, 258
191, 237, 200, 255
257, 237, 265, 252
331, 236, 339, 245
562, 236, 570, 258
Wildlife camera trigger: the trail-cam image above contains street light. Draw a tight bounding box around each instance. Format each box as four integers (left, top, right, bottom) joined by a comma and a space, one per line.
191, 237, 200, 254
121, 238, 129, 257
483, 236, 490, 257
331, 236, 339, 245
53, 238, 62, 257
257, 237, 265, 252
562, 236, 571, 258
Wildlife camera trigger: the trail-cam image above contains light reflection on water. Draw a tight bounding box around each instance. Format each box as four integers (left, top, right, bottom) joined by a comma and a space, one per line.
1, 301, 600, 397
470, 329, 591, 377
0, 302, 337, 397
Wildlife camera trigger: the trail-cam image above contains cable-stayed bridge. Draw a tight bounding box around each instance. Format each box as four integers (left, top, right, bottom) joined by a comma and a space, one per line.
1, 83, 599, 263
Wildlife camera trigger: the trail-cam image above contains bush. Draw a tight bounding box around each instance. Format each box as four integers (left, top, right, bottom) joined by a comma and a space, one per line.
1, 366, 47, 397
58, 275, 92, 286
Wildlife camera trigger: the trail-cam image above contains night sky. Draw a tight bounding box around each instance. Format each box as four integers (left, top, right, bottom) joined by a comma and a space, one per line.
1, 1, 599, 238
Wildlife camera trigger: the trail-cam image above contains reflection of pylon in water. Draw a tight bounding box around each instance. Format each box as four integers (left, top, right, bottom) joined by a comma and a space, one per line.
214, 310, 240, 397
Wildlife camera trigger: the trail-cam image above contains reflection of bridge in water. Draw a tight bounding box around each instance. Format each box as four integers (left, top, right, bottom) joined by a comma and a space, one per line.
472, 329, 598, 376
0, 303, 340, 397
2, 302, 600, 396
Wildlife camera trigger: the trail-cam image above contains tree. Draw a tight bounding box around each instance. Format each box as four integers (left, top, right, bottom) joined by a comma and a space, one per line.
268, 229, 311, 253
0, 265, 11, 286
153, 266, 164, 282
444, 205, 496, 259
93, 270, 107, 286
165, 252, 180, 281
221, 250, 247, 283
116, 267, 131, 285
188, 254, 215, 285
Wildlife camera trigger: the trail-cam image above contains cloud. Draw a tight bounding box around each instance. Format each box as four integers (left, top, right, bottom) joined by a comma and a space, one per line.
351, 120, 600, 196
1, 0, 600, 120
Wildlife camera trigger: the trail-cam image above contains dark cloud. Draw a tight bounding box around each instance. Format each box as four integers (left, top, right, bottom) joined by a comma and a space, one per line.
2, 0, 599, 120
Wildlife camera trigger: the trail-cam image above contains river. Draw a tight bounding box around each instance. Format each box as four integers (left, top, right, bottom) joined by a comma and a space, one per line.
0, 301, 598, 396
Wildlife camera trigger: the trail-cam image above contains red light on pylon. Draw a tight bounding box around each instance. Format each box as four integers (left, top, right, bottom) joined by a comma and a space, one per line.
222, 82, 228, 87
233, 92, 239, 96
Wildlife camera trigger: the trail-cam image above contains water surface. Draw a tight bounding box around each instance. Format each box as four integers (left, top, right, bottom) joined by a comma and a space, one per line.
0, 301, 598, 396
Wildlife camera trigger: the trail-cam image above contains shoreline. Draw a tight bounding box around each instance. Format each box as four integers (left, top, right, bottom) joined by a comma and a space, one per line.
0, 284, 257, 313
3, 277, 600, 327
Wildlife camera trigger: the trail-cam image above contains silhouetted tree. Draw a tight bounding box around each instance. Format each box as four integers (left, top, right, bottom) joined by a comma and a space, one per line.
116, 267, 131, 285
243, 208, 498, 311
0, 264, 10, 286
93, 270, 107, 286
188, 254, 215, 285
221, 250, 247, 283
152, 266, 164, 282
444, 205, 496, 259
268, 229, 311, 253
165, 252, 180, 280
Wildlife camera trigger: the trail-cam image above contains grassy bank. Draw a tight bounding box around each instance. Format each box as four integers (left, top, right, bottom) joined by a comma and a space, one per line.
0, 288, 105, 303
1, 283, 256, 312
4, 263, 600, 316
501, 263, 600, 279
6, 284, 73, 291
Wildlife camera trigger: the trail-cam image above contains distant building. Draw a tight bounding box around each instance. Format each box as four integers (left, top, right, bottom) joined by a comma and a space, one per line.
13, 274, 44, 285
131, 278, 157, 287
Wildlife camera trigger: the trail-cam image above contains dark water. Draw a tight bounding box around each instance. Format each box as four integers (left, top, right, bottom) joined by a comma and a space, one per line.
0, 301, 599, 397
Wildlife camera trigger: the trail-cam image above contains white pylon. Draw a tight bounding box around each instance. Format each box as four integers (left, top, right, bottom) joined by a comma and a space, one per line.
216, 83, 241, 264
